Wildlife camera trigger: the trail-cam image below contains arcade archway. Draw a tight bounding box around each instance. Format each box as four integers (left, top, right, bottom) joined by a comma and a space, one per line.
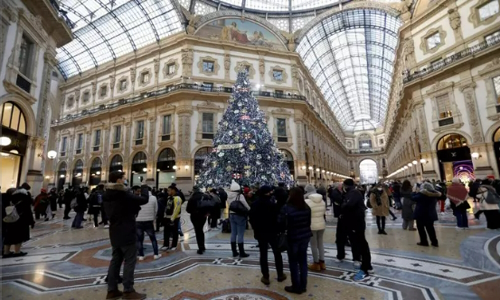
89, 157, 102, 187
72, 159, 83, 187
359, 159, 378, 184
280, 149, 295, 180
157, 148, 176, 188
131, 152, 147, 186
436, 133, 473, 183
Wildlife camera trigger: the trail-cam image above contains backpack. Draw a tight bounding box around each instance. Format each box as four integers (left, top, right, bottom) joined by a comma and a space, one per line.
197, 193, 216, 214
221, 218, 231, 233
484, 186, 500, 205
3, 202, 20, 223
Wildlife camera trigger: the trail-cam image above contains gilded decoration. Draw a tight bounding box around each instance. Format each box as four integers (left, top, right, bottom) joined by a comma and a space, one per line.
268, 65, 288, 85
163, 58, 180, 79
197, 56, 220, 76
420, 26, 447, 55
469, 0, 500, 28
234, 61, 256, 79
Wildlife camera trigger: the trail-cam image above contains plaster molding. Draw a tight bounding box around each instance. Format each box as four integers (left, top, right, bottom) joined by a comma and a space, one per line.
268, 65, 288, 85
197, 55, 220, 77
163, 58, 180, 79
233, 61, 256, 80
420, 26, 447, 55
468, 0, 500, 28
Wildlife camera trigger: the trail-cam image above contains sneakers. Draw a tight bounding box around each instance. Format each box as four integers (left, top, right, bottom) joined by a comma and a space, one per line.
138, 256, 145, 261
104, 225, 110, 229
160, 246, 169, 251
308, 263, 321, 272
122, 291, 147, 300
154, 254, 162, 260
353, 270, 369, 281
277, 274, 287, 282
319, 260, 326, 270
261, 276, 270, 285
106, 290, 123, 300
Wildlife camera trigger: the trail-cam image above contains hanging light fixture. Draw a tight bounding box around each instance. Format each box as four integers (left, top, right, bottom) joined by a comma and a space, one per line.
0, 136, 11, 146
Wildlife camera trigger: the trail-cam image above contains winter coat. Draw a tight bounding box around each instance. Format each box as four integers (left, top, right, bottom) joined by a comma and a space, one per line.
136, 193, 158, 222
74, 192, 88, 213
329, 187, 344, 218
305, 194, 326, 231
341, 186, 366, 231
226, 190, 250, 215
400, 189, 415, 220
49, 192, 58, 211
477, 185, 500, 211
6, 188, 35, 244
304, 184, 316, 199
412, 190, 441, 221
249, 195, 280, 240
369, 188, 390, 217
34, 193, 49, 214
186, 191, 206, 219
278, 204, 312, 244
87, 190, 103, 214
316, 185, 327, 202
103, 183, 149, 247
218, 188, 228, 209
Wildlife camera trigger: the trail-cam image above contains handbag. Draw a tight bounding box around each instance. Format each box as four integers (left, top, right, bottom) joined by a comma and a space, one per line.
277, 207, 288, 252
3, 202, 20, 223
229, 194, 249, 215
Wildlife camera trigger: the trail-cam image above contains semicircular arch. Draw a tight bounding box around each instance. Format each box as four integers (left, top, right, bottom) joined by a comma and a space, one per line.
0, 94, 37, 136
431, 130, 472, 151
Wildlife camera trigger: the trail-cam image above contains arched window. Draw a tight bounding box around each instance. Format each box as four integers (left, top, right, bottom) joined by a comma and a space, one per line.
359, 159, 378, 184
1, 102, 26, 134
131, 152, 147, 185
358, 134, 372, 149
494, 127, 500, 142
280, 149, 294, 179
437, 134, 468, 150
57, 162, 67, 191
158, 148, 176, 162
109, 155, 123, 172
90, 157, 102, 186
132, 151, 147, 164
72, 159, 83, 187
194, 147, 213, 179
157, 148, 177, 188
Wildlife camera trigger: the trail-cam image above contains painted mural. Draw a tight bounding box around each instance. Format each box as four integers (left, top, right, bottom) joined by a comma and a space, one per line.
195, 18, 285, 50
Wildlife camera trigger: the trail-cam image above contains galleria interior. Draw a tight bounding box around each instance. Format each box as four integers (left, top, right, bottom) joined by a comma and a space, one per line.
1, 1, 500, 300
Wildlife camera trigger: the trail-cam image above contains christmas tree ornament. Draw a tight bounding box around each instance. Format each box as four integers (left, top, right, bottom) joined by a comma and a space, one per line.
234, 110, 239, 114
218, 152, 225, 157
249, 144, 256, 151
256, 154, 262, 159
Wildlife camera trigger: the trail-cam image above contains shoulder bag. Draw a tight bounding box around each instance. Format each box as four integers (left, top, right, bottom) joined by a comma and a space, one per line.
229, 194, 249, 216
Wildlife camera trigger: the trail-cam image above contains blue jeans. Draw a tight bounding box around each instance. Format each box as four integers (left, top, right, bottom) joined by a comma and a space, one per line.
229, 214, 247, 243
71, 212, 84, 228
455, 210, 468, 228
288, 239, 309, 291
136, 221, 159, 256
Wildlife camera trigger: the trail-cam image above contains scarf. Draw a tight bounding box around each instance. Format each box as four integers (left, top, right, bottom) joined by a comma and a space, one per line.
446, 183, 468, 205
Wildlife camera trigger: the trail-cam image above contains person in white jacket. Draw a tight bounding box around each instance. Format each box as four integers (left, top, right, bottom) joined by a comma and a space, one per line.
305, 193, 326, 271
226, 180, 251, 258
134, 187, 160, 260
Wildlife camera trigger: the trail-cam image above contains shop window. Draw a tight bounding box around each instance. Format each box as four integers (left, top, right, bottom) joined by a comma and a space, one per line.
202, 113, 214, 139
162, 115, 171, 141
493, 75, 500, 103
82, 91, 90, 103
202, 60, 214, 73
136, 120, 144, 145
167, 63, 175, 75
93, 129, 101, 151
76, 133, 83, 154
426, 32, 441, 50
1, 102, 26, 134
277, 118, 287, 142
478, 0, 499, 21
113, 125, 121, 148
18, 35, 34, 78
61, 136, 67, 156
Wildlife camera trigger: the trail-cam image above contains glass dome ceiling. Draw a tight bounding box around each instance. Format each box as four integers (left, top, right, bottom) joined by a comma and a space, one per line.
296, 8, 402, 132
56, 0, 183, 79
218, 0, 336, 12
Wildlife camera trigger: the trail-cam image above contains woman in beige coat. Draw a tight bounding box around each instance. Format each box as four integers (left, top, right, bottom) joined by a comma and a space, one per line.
370, 185, 390, 235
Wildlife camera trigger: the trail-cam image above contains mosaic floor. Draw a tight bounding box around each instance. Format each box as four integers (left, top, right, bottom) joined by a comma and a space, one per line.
1, 200, 499, 300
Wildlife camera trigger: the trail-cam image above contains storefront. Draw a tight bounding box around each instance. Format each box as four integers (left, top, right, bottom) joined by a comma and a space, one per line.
436, 134, 474, 184
109, 155, 123, 172
157, 148, 177, 189
0, 102, 28, 189
131, 151, 147, 186
89, 157, 102, 187
57, 162, 67, 191
72, 159, 83, 187
280, 149, 295, 180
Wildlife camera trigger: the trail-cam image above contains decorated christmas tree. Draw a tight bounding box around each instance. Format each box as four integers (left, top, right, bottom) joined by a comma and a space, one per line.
196, 70, 294, 188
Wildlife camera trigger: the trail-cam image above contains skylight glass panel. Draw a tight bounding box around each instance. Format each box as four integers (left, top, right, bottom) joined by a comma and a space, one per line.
57, 0, 183, 79
297, 8, 402, 132
222, 0, 243, 6
291, 0, 335, 11
246, 0, 289, 11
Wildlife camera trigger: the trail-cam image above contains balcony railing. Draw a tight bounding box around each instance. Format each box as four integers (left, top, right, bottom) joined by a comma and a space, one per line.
52, 83, 307, 124
403, 35, 500, 84
349, 148, 384, 154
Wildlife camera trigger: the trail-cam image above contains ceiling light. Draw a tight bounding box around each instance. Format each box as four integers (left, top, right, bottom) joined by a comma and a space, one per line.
47, 150, 57, 159
412, 160, 417, 165
407, 163, 412, 167
0, 136, 11, 146
420, 158, 426, 163
9, 150, 18, 154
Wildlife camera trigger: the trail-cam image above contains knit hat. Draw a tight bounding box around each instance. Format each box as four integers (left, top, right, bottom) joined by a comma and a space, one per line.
343, 179, 355, 187
421, 182, 435, 192
230, 180, 240, 192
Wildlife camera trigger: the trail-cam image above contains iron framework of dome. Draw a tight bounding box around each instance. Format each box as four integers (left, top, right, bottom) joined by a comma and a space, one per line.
56, 0, 184, 79
296, 8, 402, 132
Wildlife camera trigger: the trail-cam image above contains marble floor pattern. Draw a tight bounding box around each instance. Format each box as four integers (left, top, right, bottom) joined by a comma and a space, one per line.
1, 202, 499, 300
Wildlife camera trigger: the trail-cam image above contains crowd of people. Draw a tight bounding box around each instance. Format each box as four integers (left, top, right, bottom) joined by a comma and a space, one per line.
2, 173, 500, 300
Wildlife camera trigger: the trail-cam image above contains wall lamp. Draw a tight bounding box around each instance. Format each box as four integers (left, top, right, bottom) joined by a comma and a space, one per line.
301, 166, 306, 170
471, 152, 482, 159
419, 158, 427, 164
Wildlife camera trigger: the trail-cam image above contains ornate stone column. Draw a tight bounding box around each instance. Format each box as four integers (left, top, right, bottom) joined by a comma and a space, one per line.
224, 53, 230, 83
294, 110, 307, 182
176, 105, 193, 191
146, 116, 157, 186
102, 126, 110, 182
123, 122, 132, 174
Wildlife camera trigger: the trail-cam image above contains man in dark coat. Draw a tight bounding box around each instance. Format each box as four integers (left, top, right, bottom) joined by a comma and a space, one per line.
341, 179, 372, 281
63, 187, 75, 220
274, 182, 288, 210
249, 185, 286, 285
103, 171, 149, 300
330, 182, 350, 258
186, 186, 207, 254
